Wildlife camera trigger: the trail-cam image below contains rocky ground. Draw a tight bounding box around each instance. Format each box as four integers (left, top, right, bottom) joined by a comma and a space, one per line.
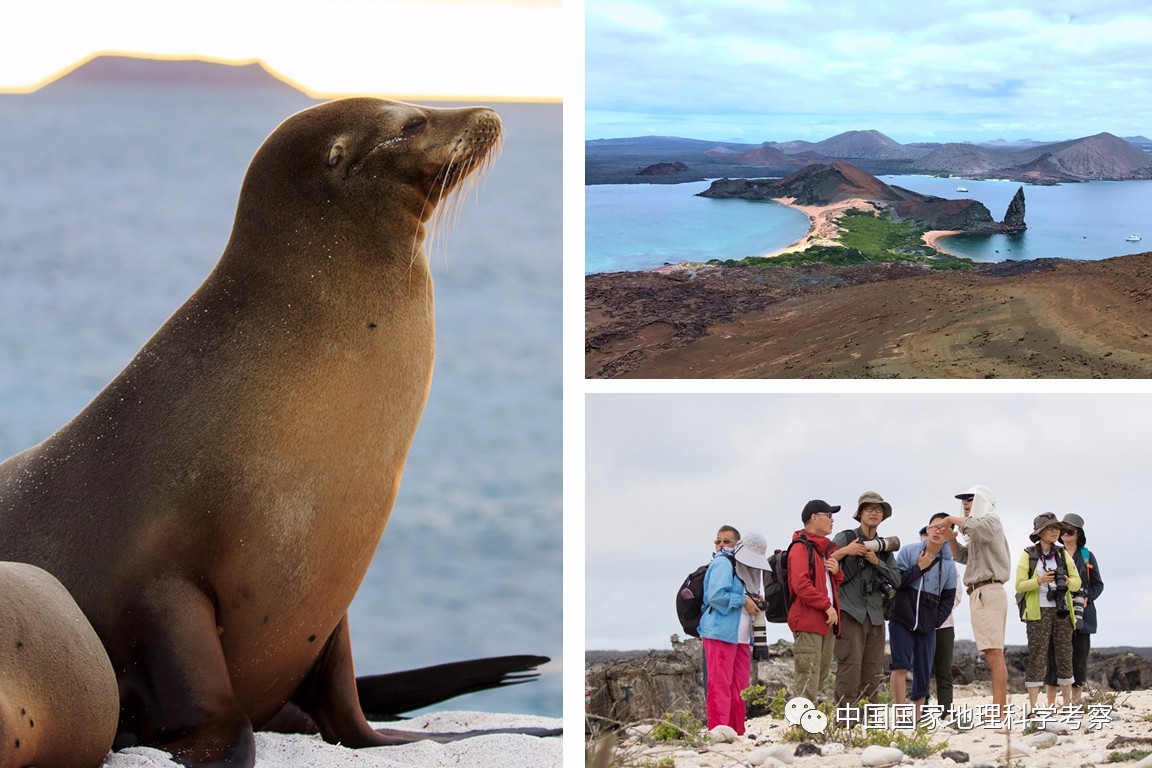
585, 253, 1152, 378
591, 686, 1152, 767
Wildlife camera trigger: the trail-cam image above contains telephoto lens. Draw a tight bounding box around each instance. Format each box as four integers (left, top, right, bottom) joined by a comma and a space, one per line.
1072, 592, 1087, 630
751, 613, 770, 659
861, 536, 901, 554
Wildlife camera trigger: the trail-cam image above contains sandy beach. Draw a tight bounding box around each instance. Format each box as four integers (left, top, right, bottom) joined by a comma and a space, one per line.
602, 686, 1152, 767
923, 229, 965, 253
760, 198, 880, 258
101, 713, 563, 768
760, 198, 964, 260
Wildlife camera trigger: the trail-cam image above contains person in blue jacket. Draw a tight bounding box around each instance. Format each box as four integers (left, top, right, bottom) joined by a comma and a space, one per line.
698, 534, 764, 734
888, 513, 958, 721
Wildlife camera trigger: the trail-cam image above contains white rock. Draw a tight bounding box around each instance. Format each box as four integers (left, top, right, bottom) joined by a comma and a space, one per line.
626, 724, 654, 738
1061, 741, 1094, 753
745, 745, 795, 765
1130, 753, 1152, 768
861, 744, 905, 767
1086, 754, 1107, 766
1024, 731, 1058, 748
708, 725, 739, 743
820, 742, 846, 756
997, 742, 1035, 759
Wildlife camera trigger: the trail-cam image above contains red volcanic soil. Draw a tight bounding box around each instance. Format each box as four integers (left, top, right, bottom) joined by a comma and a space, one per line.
585, 253, 1152, 379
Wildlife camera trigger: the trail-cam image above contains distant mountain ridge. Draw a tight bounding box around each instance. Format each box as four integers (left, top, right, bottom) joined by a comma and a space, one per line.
587, 127, 1152, 185
42, 54, 307, 95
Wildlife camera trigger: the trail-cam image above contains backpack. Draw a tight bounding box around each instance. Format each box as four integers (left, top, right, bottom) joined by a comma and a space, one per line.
1016, 545, 1068, 621
763, 536, 816, 623
675, 552, 735, 637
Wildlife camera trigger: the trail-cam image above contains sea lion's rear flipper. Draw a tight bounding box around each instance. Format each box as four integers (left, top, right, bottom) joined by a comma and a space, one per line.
286, 618, 561, 745
355, 654, 550, 719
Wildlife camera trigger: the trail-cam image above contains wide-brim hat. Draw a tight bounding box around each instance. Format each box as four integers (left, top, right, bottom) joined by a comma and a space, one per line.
1060, 513, 1087, 545
802, 499, 840, 524
734, 532, 772, 570
1029, 512, 1061, 543
854, 491, 892, 521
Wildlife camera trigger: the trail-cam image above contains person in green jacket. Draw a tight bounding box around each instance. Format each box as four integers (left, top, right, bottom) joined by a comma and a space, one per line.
1015, 513, 1082, 710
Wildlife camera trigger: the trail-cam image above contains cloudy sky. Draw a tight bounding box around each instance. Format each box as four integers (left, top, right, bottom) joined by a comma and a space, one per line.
586, 393, 1145, 652
0, 0, 563, 99
586, 0, 1152, 143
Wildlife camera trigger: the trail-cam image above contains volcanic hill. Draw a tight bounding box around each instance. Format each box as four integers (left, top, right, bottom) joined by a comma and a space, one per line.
699, 161, 1023, 234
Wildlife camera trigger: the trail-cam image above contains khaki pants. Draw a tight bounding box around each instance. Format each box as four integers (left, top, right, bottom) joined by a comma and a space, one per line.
793, 630, 836, 703
834, 613, 887, 707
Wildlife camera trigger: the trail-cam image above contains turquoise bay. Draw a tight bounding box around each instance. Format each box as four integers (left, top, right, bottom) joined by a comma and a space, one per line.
586, 176, 1151, 273
585, 180, 810, 274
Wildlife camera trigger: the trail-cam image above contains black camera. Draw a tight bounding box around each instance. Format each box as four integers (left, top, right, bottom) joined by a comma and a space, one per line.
1048, 569, 1069, 614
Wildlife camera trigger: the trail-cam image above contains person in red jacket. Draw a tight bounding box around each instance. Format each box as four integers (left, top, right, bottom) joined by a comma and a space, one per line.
787, 499, 844, 704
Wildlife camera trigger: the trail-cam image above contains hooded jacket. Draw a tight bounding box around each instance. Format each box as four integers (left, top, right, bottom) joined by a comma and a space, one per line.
698, 550, 746, 644
951, 484, 1012, 585
786, 529, 842, 636
1070, 545, 1104, 634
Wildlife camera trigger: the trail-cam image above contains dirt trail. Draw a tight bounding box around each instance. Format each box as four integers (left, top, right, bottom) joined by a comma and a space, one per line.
585, 254, 1152, 379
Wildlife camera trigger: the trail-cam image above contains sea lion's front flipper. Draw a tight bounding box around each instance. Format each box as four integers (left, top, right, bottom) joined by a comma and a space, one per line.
115, 578, 256, 768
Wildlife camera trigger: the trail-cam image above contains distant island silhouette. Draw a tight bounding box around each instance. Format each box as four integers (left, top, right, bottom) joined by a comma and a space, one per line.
37, 54, 309, 96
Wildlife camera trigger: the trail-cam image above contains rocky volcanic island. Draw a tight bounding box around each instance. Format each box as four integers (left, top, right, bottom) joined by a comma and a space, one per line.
586, 145, 1152, 378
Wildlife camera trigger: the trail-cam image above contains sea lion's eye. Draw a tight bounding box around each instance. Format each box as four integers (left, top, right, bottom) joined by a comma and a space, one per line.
328, 144, 346, 167
401, 117, 427, 137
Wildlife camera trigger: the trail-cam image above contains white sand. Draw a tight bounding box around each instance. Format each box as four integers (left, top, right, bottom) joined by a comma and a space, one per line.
102, 712, 562, 768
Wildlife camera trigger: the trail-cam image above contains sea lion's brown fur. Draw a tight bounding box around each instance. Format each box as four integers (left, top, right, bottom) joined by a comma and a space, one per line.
0, 98, 501, 768
0, 562, 119, 768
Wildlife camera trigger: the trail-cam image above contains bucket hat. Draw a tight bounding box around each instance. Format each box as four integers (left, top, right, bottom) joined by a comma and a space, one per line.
1029, 512, 1061, 543
854, 491, 892, 521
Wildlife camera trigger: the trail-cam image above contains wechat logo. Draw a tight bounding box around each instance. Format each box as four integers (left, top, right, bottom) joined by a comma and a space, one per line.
784, 697, 828, 734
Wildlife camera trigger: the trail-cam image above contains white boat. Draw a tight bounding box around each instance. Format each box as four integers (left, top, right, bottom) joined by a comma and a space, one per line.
956, 186, 969, 192
1127, 234, 1142, 242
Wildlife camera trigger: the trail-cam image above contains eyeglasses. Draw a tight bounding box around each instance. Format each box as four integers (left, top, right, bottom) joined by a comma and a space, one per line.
810, 511, 833, 518
927, 524, 953, 534
715, 538, 736, 546
861, 504, 884, 512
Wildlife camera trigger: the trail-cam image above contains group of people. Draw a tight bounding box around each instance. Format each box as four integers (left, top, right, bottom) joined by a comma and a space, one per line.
696, 485, 1104, 734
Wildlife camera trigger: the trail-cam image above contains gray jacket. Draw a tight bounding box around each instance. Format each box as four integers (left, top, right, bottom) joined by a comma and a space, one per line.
832, 527, 902, 625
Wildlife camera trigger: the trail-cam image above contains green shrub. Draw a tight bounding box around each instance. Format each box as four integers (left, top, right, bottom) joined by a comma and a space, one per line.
1107, 749, 1152, 763
649, 710, 705, 744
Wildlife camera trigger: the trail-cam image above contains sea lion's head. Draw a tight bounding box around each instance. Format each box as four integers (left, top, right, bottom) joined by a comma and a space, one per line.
230, 98, 502, 254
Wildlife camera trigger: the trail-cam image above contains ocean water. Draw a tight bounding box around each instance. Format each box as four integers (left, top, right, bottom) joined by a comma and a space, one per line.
586, 180, 811, 273
879, 175, 1152, 262
0, 86, 560, 717
587, 175, 1151, 271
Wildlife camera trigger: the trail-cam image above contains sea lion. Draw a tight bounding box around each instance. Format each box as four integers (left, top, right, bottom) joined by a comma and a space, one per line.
0, 97, 519, 768
0, 562, 118, 768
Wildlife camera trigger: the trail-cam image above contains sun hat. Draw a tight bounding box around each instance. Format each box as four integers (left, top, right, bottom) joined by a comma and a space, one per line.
733, 532, 772, 570
1029, 512, 1061, 543
802, 499, 840, 524
1060, 512, 1087, 545
854, 491, 892, 521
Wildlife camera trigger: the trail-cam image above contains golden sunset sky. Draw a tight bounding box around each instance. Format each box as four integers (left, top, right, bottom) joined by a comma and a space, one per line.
1, 0, 566, 99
